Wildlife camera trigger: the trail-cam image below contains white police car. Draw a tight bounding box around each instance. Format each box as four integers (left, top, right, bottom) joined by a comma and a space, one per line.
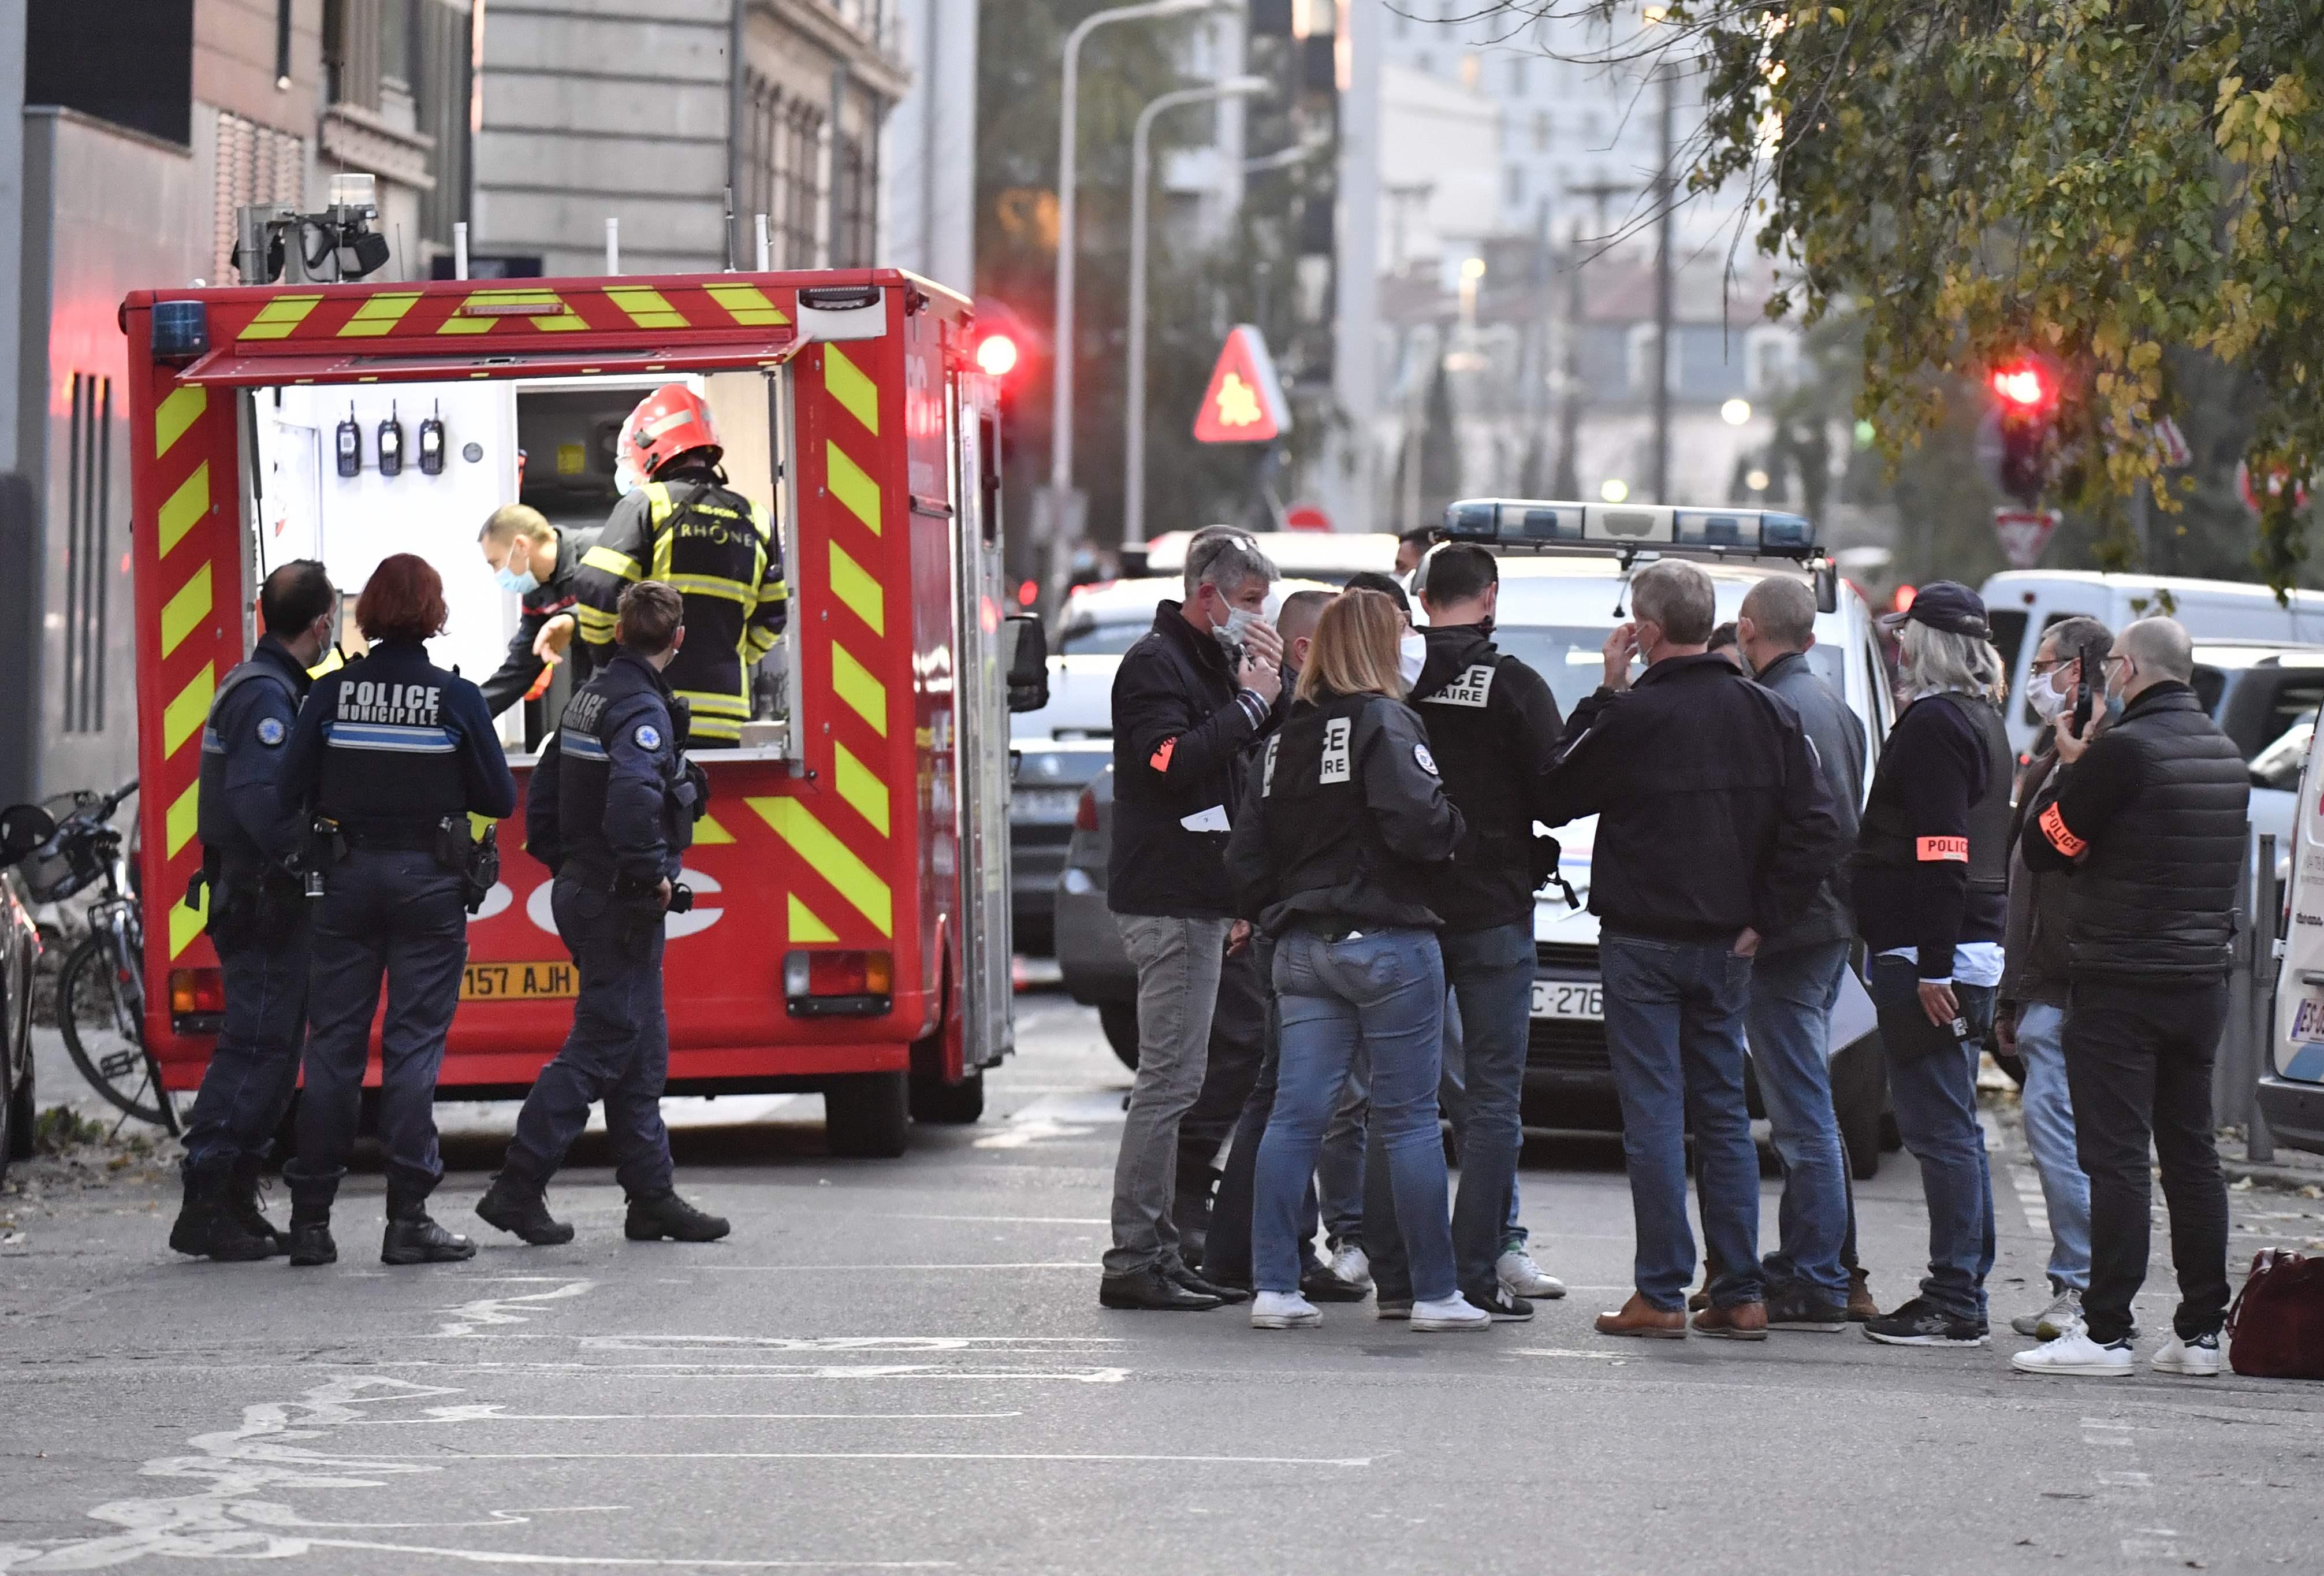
1433, 499, 1898, 1175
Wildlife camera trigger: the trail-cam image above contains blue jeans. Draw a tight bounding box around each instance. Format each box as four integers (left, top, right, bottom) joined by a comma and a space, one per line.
504, 872, 676, 1196
1316, 1050, 1368, 1247
1257, 927, 1454, 1301
2014, 1002, 2091, 1293
1599, 932, 1763, 1311
1870, 956, 1997, 1323
1746, 942, 1854, 1300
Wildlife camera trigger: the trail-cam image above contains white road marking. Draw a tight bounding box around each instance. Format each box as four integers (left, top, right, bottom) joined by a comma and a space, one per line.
339, 1422, 1022, 1432
353, 1452, 1370, 1468
2077, 1418, 2194, 1565
576, 1336, 1121, 1351
2009, 1161, 2052, 1236
684, 1262, 1104, 1272
437, 1281, 596, 1338
850, 1213, 1111, 1225
374, 1361, 1133, 1384
1505, 1348, 1629, 1363
0, 1377, 946, 1571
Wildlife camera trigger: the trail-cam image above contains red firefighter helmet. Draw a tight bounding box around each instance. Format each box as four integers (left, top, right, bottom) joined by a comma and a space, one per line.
619, 384, 721, 483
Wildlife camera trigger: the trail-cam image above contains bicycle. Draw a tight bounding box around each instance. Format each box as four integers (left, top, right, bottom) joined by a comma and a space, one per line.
10, 781, 174, 1131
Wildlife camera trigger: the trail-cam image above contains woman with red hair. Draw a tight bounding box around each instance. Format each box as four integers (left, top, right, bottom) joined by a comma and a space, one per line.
280, 552, 517, 1268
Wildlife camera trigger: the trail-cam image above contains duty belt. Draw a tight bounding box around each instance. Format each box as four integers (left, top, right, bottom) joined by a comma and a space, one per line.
339, 820, 441, 852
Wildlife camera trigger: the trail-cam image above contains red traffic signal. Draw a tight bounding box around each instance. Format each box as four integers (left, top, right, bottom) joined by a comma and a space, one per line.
1989, 363, 2049, 408
976, 333, 1021, 378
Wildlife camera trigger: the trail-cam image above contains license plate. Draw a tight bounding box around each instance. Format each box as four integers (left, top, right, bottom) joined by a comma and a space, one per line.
2293, 995, 2324, 1045
461, 961, 578, 1001
1012, 787, 1084, 823
1531, 980, 1604, 1021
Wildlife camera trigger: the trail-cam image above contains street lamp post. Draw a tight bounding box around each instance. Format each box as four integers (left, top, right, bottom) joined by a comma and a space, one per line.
1124, 75, 1269, 547
1047, 0, 1230, 595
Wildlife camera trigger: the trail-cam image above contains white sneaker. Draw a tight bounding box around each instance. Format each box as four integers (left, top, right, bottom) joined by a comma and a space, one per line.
2151, 1330, 2222, 1377
1250, 1291, 1321, 1330
1410, 1293, 1492, 1332
1329, 1242, 1373, 1291
2010, 1328, 2133, 1377
1497, 1247, 1567, 1299
2011, 1287, 2082, 1339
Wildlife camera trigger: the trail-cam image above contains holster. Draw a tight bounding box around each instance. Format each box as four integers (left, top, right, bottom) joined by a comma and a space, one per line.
1531, 834, 1580, 911
437, 817, 500, 914
610, 869, 665, 962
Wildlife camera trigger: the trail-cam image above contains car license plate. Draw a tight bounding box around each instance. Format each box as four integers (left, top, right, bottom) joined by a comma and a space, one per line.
2293, 995, 2324, 1045
461, 961, 578, 1002
1012, 787, 1084, 823
1532, 980, 1603, 1021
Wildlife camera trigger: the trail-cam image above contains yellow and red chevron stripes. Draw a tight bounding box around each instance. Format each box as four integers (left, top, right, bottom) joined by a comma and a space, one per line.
132, 376, 240, 969
203, 277, 799, 346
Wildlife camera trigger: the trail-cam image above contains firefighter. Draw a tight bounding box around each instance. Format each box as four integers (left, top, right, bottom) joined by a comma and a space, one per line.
280, 553, 517, 1268
570, 386, 785, 746
476, 503, 601, 720
170, 560, 338, 1262
476, 580, 731, 1246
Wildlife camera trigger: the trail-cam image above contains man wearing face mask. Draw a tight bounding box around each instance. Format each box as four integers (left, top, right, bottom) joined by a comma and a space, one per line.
1102, 532, 1283, 1311
1366, 542, 1571, 1319
1994, 616, 2111, 1343
476, 504, 601, 722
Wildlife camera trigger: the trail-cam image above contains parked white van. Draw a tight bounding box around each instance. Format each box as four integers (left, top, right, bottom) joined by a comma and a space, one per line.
2263, 713, 2324, 1155
1977, 570, 2324, 756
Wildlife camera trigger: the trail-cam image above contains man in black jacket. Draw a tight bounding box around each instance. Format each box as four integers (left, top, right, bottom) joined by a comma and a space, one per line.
1101, 532, 1282, 1311
1538, 560, 1846, 1340
1363, 543, 1566, 1319
2012, 616, 2248, 1380
1734, 575, 1870, 1329
477, 504, 599, 725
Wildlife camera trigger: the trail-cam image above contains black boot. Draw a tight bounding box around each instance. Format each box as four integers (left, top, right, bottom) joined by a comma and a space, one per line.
284, 1166, 340, 1267
382, 1192, 478, 1265
169, 1165, 273, 1262
624, 1188, 731, 1242
476, 1172, 576, 1246
226, 1157, 288, 1256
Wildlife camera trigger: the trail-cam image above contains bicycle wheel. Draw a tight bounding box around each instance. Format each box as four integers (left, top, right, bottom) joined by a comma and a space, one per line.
58, 935, 172, 1129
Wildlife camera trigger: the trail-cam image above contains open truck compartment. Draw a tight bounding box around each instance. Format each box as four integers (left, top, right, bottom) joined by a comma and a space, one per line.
120, 270, 1015, 1147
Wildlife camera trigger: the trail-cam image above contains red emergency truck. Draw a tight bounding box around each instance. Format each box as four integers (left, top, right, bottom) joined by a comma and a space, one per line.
120, 268, 1030, 1156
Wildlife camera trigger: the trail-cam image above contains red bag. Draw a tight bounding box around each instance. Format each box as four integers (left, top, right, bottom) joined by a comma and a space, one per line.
2226, 1249, 2324, 1380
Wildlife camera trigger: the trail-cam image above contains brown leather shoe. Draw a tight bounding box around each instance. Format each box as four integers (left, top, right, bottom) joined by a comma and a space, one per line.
1692, 1300, 1769, 1340
1595, 1292, 1688, 1339
1846, 1268, 1878, 1324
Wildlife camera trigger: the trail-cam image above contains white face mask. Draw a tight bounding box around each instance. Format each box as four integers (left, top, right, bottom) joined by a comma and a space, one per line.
1398, 630, 1427, 687
1216, 603, 1258, 648
2029, 666, 2071, 720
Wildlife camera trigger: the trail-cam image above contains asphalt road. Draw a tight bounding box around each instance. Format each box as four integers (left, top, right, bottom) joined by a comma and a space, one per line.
4, 991, 2322, 1575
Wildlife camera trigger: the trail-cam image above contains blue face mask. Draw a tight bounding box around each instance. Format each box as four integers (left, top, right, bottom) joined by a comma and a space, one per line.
495, 560, 539, 596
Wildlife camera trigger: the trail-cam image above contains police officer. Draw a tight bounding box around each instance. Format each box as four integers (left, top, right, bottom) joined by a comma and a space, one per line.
170, 560, 338, 1262
476, 502, 601, 723
1223, 588, 1482, 1333
475, 580, 729, 1246
280, 552, 517, 1267
571, 386, 785, 747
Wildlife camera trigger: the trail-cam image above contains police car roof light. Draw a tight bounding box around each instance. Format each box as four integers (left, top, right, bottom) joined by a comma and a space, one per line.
1439, 497, 1820, 562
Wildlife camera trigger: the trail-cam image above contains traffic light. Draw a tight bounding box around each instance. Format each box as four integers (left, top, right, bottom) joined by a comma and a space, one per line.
1987, 359, 2056, 505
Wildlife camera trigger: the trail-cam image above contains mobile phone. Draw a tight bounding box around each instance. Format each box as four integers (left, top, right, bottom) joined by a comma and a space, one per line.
2071, 633, 2109, 735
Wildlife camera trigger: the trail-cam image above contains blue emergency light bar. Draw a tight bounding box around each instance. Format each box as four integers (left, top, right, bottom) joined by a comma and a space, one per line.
1442, 497, 1819, 560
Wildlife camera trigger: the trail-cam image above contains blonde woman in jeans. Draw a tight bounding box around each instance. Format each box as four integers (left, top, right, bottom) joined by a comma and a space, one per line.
1223, 590, 1485, 1332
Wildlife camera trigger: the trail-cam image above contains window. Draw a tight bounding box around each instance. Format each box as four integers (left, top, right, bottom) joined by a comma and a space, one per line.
1625, 324, 1679, 396
62, 374, 114, 735
743, 75, 826, 269
1533, 110, 1551, 151
1505, 164, 1525, 205
831, 127, 879, 269
1746, 327, 1798, 395
1508, 57, 1527, 94
1460, 53, 1481, 89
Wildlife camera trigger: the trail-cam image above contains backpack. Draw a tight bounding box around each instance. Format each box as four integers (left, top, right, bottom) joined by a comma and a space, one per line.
2225, 1249, 2324, 1380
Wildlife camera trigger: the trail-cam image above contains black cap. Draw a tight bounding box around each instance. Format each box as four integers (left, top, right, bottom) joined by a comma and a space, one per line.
1881, 579, 1990, 640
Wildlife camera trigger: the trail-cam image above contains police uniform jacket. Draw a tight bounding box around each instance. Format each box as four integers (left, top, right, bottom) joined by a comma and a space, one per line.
527, 649, 697, 887
1108, 601, 1275, 919
571, 462, 785, 744
1539, 653, 1844, 942
1849, 690, 2011, 978
1224, 688, 1465, 936
282, 638, 518, 839
2020, 679, 2249, 986
480, 525, 602, 716
1407, 622, 1564, 932
197, 634, 314, 882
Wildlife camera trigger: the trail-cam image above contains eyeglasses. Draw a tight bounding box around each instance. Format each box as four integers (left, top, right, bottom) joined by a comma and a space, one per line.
2100, 652, 2132, 671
